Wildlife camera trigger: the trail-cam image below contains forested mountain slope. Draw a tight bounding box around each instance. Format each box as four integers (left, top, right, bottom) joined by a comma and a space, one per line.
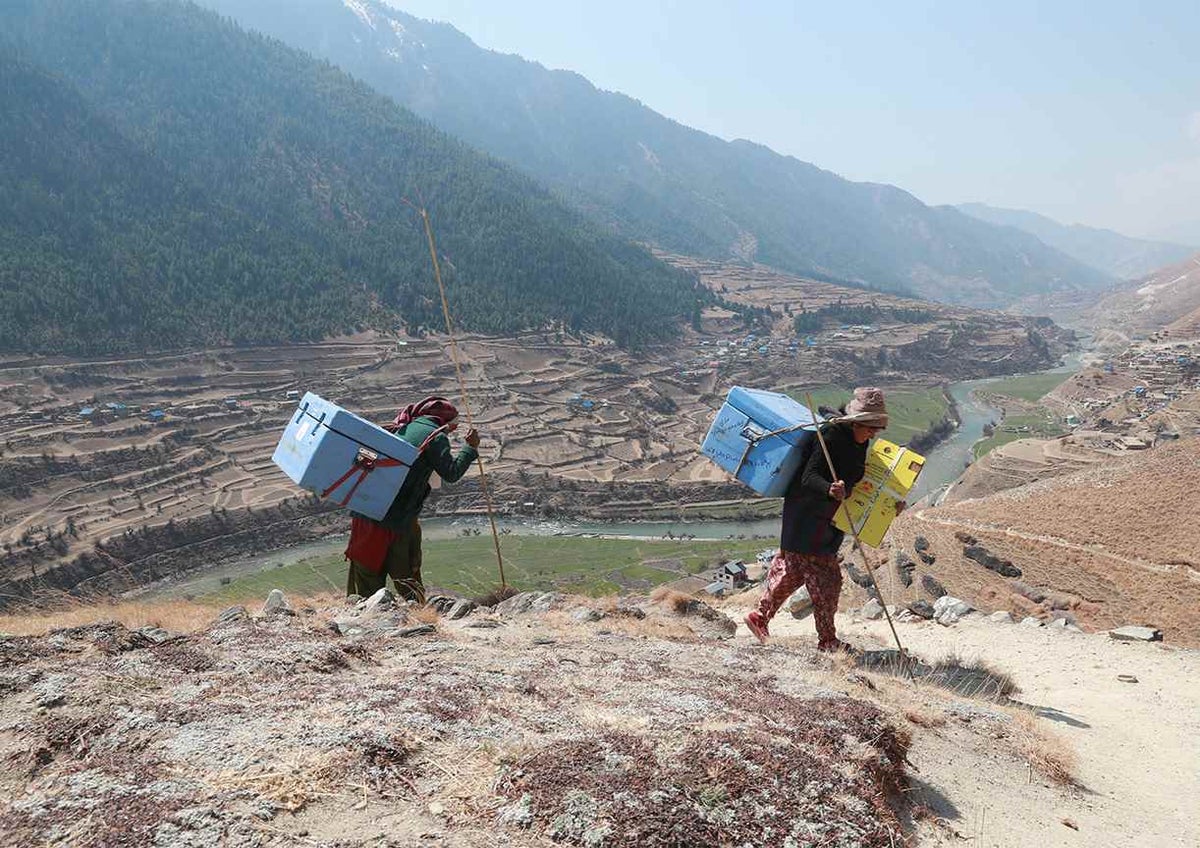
0, 0, 702, 353
200, 0, 1112, 306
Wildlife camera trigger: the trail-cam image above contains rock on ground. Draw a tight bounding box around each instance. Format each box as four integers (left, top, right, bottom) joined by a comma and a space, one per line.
1109, 625, 1164, 642
907, 600, 935, 620
358, 587, 395, 614
788, 587, 813, 619
860, 599, 885, 621
921, 574, 947, 599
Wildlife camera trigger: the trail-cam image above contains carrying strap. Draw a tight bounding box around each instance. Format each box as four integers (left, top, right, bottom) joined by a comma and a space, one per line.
321, 424, 451, 507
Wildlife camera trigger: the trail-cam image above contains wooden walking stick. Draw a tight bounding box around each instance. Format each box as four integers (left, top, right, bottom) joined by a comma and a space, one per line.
805, 393, 907, 661
406, 198, 507, 590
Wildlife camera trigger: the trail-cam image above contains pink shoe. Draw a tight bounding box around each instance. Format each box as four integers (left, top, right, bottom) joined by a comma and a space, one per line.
745, 611, 770, 644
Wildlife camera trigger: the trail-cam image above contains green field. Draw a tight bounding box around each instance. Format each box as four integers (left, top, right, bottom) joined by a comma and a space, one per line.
787, 385, 950, 446
985, 371, 1071, 402
195, 536, 769, 604
972, 412, 1066, 459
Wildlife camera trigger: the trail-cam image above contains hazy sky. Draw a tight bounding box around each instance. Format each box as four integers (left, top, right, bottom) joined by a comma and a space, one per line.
391, 0, 1200, 245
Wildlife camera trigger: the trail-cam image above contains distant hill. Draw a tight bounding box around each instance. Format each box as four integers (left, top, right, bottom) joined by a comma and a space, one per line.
197, 0, 1112, 307
958, 203, 1195, 280
1087, 252, 1200, 337
0, 0, 702, 353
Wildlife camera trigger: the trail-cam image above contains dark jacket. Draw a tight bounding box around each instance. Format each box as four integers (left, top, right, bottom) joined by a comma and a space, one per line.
781, 423, 867, 555
356, 415, 477, 530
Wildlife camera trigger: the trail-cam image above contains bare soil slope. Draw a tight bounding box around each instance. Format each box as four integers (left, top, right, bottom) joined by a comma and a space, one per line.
1088, 251, 1200, 337
887, 438, 1200, 645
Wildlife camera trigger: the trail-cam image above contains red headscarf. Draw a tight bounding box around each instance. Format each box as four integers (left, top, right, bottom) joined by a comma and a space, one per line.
388, 396, 459, 431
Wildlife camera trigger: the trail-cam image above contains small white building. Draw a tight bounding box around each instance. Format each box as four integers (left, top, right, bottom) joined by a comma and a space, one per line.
713, 560, 749, 588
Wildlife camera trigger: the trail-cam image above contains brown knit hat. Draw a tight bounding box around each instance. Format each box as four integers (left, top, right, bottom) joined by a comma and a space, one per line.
842, 386, 888, 428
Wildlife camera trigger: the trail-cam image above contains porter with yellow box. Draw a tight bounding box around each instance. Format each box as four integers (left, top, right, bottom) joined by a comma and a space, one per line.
832, 438, 924, 547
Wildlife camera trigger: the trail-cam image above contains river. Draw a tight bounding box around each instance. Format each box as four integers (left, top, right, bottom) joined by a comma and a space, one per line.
156, 351, 1087, 592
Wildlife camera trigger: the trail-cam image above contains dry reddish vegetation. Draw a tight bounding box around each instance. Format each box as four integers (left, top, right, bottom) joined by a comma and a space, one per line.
0, 594, 915, 847
884, 438, 1200, 644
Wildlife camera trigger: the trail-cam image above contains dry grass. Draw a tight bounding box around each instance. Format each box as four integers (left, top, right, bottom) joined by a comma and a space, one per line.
649, 586, 694, 613
472, 585, 519, 608
715, 586, 763, 609
1011, 710, 1078, 785
903, 707, 947, 728
0, 597, 224, 636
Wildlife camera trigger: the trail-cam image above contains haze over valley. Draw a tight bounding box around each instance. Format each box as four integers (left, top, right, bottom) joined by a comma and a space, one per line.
1, 2, 1198, 846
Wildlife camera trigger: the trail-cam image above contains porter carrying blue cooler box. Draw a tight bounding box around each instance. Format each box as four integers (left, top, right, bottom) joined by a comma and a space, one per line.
272, 392, 420, 520
701, 387, 820, 497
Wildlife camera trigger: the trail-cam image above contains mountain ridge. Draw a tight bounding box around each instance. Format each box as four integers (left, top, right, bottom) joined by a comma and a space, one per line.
198, 0, 1113, 306
958, 202, 1195, 280
0, 0, 705, 353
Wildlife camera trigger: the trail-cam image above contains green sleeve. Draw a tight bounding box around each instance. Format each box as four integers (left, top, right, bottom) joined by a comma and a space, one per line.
427, 433, 477, 483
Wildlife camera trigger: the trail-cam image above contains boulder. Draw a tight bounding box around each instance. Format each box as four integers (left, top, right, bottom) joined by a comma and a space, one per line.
216, 605, 248, 625
1020, 616, 1043, 628
921, 574, 947, 599
531, 592, 563, 612
262, 590, 290, 616
1048, 611, 1077, 626
954, 531, 978, 545
788, 587, 814, 619
917, 551, 936, 565
426, 595, 456, 614
358, 587, 395, 615
1011, 582, 1047, 604
570, 608, 604, 624
893, 552, 915, 588
988, 611, 1014, 624
446, 598, 476, 621
907, 599, 935, 620
935, 610, 960, 626
137, 626, 172, 643
1109, 626, 1163, 642
913, 536, 930, 553
844, 561, 874, 590
613, 604, 647, 620
1047, 618, 1069, 631
396, 624, 436, 638
860, 599, 885, 621
933, 596, 973, 618
495, 591, 540, 616
962, 545, 1022, 578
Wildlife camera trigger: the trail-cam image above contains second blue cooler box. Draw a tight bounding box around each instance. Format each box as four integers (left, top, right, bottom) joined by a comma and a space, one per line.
272, 392, 420, 520
701, 387, 820, 497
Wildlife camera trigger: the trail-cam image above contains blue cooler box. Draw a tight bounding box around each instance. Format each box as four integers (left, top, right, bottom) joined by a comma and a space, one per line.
272, 392, 420, 520
701, 387, 820, 497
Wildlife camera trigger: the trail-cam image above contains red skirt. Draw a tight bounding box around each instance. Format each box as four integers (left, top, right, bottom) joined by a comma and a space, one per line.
344, 516, 398, 574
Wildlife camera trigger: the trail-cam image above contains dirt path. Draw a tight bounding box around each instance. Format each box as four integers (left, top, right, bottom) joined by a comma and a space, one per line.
767, 611, 1200, 847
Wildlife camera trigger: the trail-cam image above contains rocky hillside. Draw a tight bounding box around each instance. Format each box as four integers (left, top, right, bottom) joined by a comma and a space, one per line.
1087, 252, 1200, 338
883, 437, 1200, 646
3, 584, 1196, 846
0, 591, 915, 846
198, 0, 1111, 306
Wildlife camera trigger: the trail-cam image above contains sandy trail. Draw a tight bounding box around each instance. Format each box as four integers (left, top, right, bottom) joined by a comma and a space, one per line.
763, 611, 1199, 847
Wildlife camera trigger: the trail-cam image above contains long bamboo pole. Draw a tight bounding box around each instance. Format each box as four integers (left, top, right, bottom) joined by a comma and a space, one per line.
415, 205, 506, 589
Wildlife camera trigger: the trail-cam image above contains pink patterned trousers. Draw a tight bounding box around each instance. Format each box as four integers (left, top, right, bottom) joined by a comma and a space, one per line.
756, 551, 843, 648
